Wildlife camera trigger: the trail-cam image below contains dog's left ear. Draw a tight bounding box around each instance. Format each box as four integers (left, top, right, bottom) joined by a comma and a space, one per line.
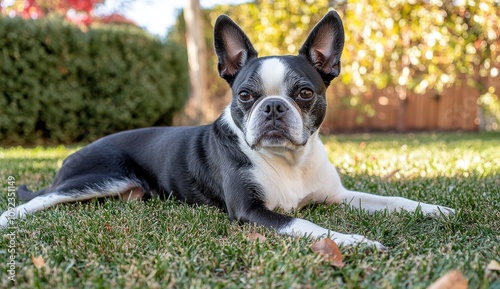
299, 10, 345, 87
214, 15, 258, 85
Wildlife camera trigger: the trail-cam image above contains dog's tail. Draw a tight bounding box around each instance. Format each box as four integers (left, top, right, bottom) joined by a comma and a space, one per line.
17, 185, 48, 202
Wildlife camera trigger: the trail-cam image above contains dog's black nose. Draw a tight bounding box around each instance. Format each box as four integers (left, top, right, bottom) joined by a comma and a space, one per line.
262, 99, 288, 120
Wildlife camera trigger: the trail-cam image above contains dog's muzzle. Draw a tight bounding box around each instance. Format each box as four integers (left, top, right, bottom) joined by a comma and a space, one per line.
245, 97, 305, 150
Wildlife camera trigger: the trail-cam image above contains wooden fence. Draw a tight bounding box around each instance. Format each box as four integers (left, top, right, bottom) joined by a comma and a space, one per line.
322, 74, 499, 132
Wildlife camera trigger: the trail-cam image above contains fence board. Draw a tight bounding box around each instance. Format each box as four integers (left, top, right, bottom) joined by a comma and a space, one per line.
323, 73, 495, 132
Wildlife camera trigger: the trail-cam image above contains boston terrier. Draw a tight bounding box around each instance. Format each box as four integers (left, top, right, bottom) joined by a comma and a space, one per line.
0, 11, 454, 250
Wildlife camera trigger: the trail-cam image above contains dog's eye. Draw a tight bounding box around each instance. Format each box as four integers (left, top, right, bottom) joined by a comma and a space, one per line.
239, 91, 253, 102
298, 89, 314, 100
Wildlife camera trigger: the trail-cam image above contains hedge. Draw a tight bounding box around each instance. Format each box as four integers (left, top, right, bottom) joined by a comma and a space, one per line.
0, 17, 189, 145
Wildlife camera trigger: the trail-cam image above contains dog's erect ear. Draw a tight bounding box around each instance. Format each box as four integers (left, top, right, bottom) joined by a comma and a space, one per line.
299, 10, 345, 87
214, 15, 258, 85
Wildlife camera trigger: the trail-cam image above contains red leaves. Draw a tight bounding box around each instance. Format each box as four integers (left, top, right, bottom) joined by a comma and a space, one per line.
310, 238, 345, 268
104, 222, 112, 232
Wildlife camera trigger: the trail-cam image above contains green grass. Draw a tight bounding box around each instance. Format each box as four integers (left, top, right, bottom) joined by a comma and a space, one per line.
1, 133, 499, 288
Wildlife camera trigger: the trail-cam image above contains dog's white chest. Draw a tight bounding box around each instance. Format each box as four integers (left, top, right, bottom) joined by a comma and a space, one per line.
257, 165, 312, 212
249, 138, 332, 212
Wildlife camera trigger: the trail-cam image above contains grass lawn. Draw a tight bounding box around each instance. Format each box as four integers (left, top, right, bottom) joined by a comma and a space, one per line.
0, 132, 499, 288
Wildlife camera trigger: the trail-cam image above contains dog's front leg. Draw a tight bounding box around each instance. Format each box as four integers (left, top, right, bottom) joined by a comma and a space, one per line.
278, 217, 386, 250
337, 189, 455, 216
222, 178, 386, 250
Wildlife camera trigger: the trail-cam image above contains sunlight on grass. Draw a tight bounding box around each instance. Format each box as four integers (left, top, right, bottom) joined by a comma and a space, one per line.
323, 133, 500, 179
0, 145, 78, 160
0, 133, 499, 289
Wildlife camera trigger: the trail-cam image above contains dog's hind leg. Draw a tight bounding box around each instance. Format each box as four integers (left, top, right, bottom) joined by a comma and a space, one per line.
17, 185, 48, 202
0, 178, 143, 228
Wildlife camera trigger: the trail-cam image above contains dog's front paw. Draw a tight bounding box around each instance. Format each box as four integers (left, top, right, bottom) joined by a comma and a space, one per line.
330, 233, 387, 251
421, 204, 455, 217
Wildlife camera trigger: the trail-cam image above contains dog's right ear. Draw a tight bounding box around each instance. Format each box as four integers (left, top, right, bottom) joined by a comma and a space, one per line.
214, 15, 258, 85
299, 11, 345, 87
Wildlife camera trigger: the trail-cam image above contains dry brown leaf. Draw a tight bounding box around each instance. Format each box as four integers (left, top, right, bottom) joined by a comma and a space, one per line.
248, 232, 266, 243
486, 260, 500, 271
32, 255, 45, 269
427, 270, 468, 289
310, 238, 345, 268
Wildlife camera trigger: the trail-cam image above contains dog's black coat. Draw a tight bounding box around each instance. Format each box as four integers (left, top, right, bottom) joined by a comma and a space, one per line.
18, 121, 293, 228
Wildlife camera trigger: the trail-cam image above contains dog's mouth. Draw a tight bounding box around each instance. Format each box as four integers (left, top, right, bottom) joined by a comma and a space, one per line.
249, 128, 303, 150
263, 129, 287, 139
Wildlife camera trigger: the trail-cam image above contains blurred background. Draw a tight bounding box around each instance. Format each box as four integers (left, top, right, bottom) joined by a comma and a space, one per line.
0, 0, 499, 145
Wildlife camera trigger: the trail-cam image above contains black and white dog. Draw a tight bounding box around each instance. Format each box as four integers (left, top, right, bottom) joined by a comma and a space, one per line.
0, 11, 454, 250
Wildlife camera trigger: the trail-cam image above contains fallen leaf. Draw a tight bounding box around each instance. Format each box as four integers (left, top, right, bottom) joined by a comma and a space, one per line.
32, 255, 45, 269
248, 232, 266, 243
487, 260, 500, 271
427, 270, 468, 289
310, 238, 345, 268
382, 168, 401, 181
104, 222, 112, 232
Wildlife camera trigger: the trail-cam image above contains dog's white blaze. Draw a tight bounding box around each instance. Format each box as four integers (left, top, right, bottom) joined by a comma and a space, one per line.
259, 58, 286, 96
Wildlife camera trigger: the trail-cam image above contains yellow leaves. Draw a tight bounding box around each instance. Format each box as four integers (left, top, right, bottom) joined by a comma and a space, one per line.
207, 0, 500, 101
310, 238, 345, 268
427, 270, 468, 289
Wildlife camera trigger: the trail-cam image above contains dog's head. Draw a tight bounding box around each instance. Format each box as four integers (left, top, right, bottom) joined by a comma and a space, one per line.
215, 11, 344, 151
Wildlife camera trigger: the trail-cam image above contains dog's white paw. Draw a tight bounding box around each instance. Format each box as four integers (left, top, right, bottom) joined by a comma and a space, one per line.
421, 204, 455, 217
330, 232, 386, 251
0, 211, 11, 229
0, 208, 22, 229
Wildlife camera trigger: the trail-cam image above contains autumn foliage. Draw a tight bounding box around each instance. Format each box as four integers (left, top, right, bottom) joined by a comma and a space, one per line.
3, 0, 134, 26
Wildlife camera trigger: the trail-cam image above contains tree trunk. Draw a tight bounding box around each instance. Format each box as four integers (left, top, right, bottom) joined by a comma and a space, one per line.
175, 0, 210, 125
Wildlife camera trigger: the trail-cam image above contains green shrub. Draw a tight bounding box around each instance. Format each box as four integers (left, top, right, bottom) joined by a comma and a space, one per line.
0, 17, 188, 145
